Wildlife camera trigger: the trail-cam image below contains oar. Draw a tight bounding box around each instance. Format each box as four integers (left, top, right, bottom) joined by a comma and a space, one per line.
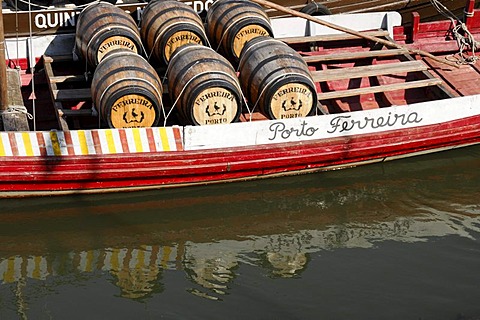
250, 0, 460, 68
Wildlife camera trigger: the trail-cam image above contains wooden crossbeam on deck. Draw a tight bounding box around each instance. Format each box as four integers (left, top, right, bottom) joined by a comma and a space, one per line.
52, 88, 91, 102
49, 74, 87, 84
278, 30, 390, 45
43, 55, 77, 63
303, 48, 409, 63
311, 60, 428, 82
317, 78, 443, 100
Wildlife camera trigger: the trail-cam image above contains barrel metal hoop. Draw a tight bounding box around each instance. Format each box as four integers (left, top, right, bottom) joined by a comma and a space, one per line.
95, 65, 160, 94
244, 53, 306, 99
78, 11, 136, 42
85, 25, 142, 64
208, 3, 268, 40
250, 72, 316, 116
143, 5, 201, 34
97, 77, 164, 115
214, 15, 271, 52
148, 21, 209, 61
239, 37, 290, 65
165, 70, 243, 126
165, 46, 223, 86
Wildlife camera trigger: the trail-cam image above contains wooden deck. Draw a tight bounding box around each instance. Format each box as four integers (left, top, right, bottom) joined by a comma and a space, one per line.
16, 24, 480, 131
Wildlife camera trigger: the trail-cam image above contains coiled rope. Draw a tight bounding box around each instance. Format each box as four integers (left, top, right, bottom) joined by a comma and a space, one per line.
430, 0, 479, 65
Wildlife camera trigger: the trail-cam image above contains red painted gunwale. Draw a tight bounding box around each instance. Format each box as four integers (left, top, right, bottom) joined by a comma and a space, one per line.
1, 114, 480, 195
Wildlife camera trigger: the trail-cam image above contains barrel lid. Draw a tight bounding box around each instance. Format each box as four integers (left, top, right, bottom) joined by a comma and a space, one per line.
191, 87, 240, 125
268, 82, 316, 119
109, 94, 159, 128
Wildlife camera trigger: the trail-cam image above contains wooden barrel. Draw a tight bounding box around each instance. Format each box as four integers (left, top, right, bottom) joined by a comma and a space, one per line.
91, 52, 163, 129
75, 2, 142, 68
238, 37, 318, 120
166, 44, 242, 126
140, 0, 208, 68
205, 0, 273, 66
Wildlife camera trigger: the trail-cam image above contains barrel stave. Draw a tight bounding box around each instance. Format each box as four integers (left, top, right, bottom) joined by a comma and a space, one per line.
140, 0, 208, 67
205, 0, 273, 66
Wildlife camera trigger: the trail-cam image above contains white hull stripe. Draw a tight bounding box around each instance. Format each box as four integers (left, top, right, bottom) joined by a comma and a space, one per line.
0, 127, 183, 157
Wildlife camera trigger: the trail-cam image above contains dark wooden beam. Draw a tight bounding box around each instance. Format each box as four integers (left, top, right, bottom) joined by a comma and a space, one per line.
0, 1, 7, 111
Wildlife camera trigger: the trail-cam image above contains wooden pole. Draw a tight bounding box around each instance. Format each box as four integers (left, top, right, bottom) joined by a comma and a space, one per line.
0, 0, 8, 111
250, 0, 460, 68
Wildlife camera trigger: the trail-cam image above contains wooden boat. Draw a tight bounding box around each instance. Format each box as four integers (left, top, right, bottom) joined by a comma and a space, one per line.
1, 0, 480, 198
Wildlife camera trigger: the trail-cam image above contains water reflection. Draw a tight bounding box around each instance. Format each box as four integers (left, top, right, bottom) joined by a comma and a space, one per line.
0, 146, 480, 307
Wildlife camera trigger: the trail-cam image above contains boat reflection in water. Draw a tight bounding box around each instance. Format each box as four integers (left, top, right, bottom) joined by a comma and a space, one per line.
0, 146, 480, 305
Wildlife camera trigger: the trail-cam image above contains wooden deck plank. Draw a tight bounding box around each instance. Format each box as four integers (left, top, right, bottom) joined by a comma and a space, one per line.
303, 48, 409, 63
61, 109, 95, 116
52, 88, 92, 102
49, 74, 88, 84
279, 30, 389, 44
43, 55, 76, 63
317, 78, 443, 100
311, 60, 427, 82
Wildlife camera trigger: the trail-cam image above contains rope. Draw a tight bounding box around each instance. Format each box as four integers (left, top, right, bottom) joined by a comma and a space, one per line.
214, 15, 270, 52
1, 105, 34, 120
430, 0, 479, 65
147, 21, 210, 62
449, 21, 480, 65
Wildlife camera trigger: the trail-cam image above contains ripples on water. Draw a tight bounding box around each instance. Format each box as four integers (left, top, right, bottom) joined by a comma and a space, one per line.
1, 146, 480, 319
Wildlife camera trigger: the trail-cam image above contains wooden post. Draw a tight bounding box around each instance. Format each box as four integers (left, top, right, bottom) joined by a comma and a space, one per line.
250, 0, 460, 68
0, 0, 30, 131
0, 0, 8, 111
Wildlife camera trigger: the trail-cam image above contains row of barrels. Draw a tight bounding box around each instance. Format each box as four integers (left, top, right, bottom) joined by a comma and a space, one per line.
76, 0, 318, 128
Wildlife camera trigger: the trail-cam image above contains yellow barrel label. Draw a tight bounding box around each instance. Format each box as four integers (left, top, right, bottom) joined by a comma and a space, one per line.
164, 31, 204, 62
110, 94, 157, 128
233, 25, 269, 58
97, 36, 138, 63
193, 88, 238, 125
270, 83, 314, 119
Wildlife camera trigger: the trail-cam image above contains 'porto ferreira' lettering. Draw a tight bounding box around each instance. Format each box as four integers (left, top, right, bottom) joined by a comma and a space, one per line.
327, 111, 423, 133
269, 120, 319, 140
268, 110, 424, 141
